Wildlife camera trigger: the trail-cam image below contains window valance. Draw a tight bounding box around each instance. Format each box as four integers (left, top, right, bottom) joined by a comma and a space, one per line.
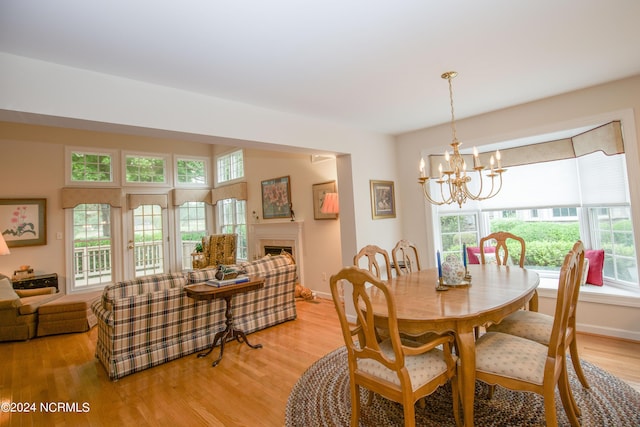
172, 189, 213, 206
211, 182, 247, 205
427, 121, 623, 177
61, 187, 124, 208
127, 193, 168, 210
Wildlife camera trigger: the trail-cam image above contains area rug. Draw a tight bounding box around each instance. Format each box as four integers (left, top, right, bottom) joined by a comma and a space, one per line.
285, 346, 640, 426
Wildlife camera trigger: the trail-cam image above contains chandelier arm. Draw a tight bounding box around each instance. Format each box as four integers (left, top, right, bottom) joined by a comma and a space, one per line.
420, 181, 449, 206
462, 169, 486, 201
442, 177, 456, 205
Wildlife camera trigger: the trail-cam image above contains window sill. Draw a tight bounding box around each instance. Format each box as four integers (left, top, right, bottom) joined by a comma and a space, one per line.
537, 277, 640, 308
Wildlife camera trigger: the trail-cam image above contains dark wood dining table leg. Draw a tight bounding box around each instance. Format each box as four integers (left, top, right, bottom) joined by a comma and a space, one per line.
456, 327, 476, 427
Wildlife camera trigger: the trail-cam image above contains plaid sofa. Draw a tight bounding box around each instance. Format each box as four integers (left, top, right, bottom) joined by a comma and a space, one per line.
92, 254, 297, 380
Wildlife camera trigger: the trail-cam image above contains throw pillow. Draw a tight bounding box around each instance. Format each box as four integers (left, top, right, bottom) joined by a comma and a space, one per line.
466, 246, 495, 264
584, 249, 605, 286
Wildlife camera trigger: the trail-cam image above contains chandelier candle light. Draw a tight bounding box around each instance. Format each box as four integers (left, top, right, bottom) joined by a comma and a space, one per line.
418, 71, 506, 208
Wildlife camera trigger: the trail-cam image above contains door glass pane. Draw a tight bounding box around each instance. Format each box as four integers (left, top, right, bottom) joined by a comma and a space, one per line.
133, 204, 164, 277
73, 204, 112, 288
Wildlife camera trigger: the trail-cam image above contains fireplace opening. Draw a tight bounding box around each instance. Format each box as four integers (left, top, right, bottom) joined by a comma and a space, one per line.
264, 245, 293, 257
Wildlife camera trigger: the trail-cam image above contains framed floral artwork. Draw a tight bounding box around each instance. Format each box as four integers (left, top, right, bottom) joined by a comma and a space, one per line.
261, 176, 292, 219
0, 198, 47, 247
370, 180, 396, 219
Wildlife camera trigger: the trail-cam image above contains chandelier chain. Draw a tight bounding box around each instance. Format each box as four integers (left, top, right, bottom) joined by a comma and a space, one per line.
448, 75, 457, 143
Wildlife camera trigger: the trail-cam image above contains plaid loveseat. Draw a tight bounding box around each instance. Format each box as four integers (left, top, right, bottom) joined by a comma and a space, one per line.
92, 254, 297, 380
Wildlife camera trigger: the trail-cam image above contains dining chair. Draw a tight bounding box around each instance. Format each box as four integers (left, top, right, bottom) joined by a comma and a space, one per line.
479, 231, 537, 311
329, 266, 461, 427
354, 244, 392, 280
487, 240, 590, 399
391, 240, 422, 276
474, 246, 582, 427
479, 231, 526, 267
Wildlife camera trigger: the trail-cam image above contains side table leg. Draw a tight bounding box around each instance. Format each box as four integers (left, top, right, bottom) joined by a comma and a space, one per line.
202, 295, 262, 367
232, 329, 262, 349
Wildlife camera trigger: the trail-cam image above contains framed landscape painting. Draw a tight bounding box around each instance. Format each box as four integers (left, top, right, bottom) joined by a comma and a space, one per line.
370, 180, 396, 219
0, 198, 47, 247
261, 176, 292, 219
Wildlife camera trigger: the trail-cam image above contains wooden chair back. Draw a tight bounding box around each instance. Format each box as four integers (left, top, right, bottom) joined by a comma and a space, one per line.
329, 266, 460, 427
475, 246, 583, 426
479, 231, 526, 268
391, 240, 421, 276
547, 247, 582, 363
353, 244, 392, 280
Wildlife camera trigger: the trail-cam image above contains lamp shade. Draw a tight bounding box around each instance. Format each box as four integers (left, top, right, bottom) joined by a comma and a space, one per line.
0, 233, 10, 256
321, 192, 339, 214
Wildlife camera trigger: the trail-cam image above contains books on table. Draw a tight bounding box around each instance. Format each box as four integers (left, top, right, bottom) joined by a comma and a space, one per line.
205, 275, 250, 287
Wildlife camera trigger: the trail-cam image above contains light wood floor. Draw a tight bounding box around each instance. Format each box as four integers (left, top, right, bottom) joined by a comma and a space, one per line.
1, 298, 639, 426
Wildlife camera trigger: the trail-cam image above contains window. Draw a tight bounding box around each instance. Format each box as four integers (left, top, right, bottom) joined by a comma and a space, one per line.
434, 150, 638, 287
440, 213, 479, 259
553, 207, 577, 218
178, 201, 207, 270
71, 151, 113, 182
589, 206, 638, 284
66, 147, 118, 185
132, 205, 165, 277
125, 154, 168, 184
217, 150, 244, 184
486, 208, 580, 273
176, 157, 208, 186
72, 204, 113, 290
218, 199, 247, 261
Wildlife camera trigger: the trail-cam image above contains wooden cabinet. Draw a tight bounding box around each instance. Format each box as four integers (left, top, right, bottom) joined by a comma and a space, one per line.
12, 273, 59, 292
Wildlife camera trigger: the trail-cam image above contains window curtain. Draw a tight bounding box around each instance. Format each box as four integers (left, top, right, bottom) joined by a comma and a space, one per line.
211, 182, 247, 205
61, 187, 124, 208
172, 188, 213, 206
428, 121, 623, 177
127, 194, 168, 210
432, 121, 628, 213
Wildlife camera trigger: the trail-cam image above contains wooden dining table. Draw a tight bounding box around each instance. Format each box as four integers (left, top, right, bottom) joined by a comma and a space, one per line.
366, 263, 540, 427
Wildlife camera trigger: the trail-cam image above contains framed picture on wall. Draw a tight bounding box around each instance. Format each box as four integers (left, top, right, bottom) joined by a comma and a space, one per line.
0, 198, 47, 247
312, 180, 338, 220
370, 180, 396, 219
261, 175, 292, 219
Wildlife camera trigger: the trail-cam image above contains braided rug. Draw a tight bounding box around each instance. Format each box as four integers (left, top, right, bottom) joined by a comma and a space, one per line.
285, 346, 640, 427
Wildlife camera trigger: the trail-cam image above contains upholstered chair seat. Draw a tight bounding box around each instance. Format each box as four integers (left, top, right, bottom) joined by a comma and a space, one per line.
488, 310, 553, 345
476, 332, 548, 385
358, 339, 456, 389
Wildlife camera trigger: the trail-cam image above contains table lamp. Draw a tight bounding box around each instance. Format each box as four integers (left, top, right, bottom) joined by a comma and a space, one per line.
320, 192, 339, 215
0, 233, 10, 256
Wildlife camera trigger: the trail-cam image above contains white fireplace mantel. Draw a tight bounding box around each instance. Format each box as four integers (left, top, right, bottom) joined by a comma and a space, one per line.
250, 220, 304, 283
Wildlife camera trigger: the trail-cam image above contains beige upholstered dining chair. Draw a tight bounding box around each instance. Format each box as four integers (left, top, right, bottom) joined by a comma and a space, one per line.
391, 240, 422, 276
354, 244, 392, 280
479, 231, 537, 311
488, 240, 589, 413
474, 246, 583, 427
329, 266, 461, 427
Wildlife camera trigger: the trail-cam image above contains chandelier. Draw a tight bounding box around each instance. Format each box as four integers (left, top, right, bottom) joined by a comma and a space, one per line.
418, 71, 505, 208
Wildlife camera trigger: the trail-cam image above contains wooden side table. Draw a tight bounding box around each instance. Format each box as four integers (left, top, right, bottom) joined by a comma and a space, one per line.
184, 277, 265, 367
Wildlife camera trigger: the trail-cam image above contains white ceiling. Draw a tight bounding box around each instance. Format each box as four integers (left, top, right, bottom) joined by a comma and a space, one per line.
1, 0, 640, 135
